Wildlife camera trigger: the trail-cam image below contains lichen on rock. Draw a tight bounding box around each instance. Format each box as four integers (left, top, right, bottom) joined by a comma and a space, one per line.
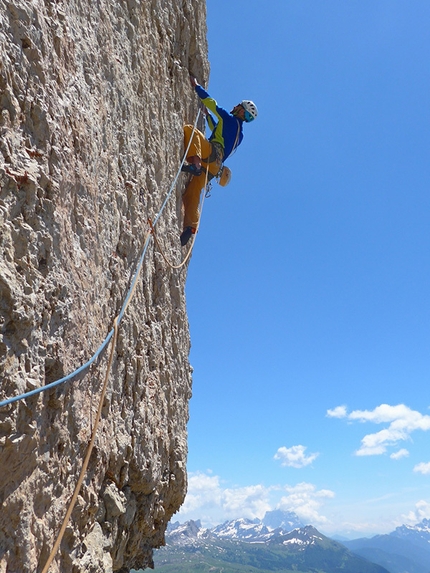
0, 0, 208, 571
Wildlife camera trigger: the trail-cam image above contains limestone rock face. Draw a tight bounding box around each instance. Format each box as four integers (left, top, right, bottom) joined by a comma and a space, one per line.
0, 1, 208, 571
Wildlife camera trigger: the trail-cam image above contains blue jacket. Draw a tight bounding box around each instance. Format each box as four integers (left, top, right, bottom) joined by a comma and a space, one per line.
195, 84, 243, 161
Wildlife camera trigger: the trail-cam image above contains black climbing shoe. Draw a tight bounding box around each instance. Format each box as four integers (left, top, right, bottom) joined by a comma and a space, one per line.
180, 226, 195, 246
181, 163, 202, 176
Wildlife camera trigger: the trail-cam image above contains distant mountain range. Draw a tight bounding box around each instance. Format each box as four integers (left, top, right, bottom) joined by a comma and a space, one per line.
344, 518, 430, 573
153, 511, 387, 573
151, 511, 430, 573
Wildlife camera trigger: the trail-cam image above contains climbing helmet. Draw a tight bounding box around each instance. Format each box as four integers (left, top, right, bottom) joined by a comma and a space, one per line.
241, 100, 258, 122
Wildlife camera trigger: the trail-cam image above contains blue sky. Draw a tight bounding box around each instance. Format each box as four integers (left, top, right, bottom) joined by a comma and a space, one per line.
177, 0, 430, 538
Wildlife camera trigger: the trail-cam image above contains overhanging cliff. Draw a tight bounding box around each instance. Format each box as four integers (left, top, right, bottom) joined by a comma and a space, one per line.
0, 1, 208, 571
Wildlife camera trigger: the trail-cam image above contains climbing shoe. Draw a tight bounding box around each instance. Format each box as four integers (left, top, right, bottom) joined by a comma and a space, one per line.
181, 163, 202, 176
180, 226, 195, 246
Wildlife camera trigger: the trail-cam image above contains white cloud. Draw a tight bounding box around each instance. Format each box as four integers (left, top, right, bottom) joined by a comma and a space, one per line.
390, 449, 409, 460
274, 445, 319, 468
180, 471, 223, 513
402, 500, 430, 525
336, 518, 396, 537
414, 462, 430, 475
328, 403, 430, 457
222, 484, 271, 519
349, 404, 430, 428
178, 471, 272, 526
326, 405, 348, 418
177, 472, 334, 528
355, 428, 406, 456
278, 482, 335, 525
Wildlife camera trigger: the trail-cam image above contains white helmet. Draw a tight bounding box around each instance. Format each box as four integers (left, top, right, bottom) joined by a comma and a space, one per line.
241, 100, 258, 122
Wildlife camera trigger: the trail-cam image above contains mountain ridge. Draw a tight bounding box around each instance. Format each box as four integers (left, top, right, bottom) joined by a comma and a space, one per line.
156, 512, 430, 573
167, 510, 305, 543
154, 511, 391, 573
344, 518, 430, 573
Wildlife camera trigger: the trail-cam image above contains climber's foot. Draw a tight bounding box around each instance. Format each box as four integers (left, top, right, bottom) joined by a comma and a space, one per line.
180, 226, 196, 246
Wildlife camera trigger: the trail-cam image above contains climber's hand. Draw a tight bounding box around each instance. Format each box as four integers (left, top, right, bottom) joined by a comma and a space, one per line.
189, 74, 198, 88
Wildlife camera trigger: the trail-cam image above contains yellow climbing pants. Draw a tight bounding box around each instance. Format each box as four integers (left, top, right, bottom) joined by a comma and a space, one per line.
182, 124, 222, 230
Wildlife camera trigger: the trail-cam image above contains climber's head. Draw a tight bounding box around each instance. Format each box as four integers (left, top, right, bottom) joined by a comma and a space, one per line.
241, 100, 258, 122
231, 100, 258, 122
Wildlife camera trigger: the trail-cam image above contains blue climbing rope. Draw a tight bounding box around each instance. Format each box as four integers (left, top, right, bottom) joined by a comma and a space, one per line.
0, 109, 202, 409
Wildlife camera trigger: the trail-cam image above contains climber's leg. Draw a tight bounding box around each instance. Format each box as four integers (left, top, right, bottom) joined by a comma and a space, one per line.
183, 125, 213, 166
182, 171, 206, 231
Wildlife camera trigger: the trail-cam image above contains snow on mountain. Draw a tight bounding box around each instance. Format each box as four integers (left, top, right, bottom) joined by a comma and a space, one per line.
209, 511, 305, 543
166, 511, 307, 546
166, 519, 209, 545
391, 518, 430, 550
282, 526, 325, 550
211, 518, 273, 541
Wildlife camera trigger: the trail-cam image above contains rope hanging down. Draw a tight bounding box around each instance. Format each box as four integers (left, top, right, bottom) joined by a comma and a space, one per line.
41, 317, 119, 573
0, 108, 202, 409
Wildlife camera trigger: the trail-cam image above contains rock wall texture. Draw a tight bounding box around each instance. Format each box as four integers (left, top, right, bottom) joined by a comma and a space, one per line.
0, 1, 208, 571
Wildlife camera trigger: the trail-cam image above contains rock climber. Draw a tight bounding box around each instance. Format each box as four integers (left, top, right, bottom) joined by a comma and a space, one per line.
180, 74, 258, 246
